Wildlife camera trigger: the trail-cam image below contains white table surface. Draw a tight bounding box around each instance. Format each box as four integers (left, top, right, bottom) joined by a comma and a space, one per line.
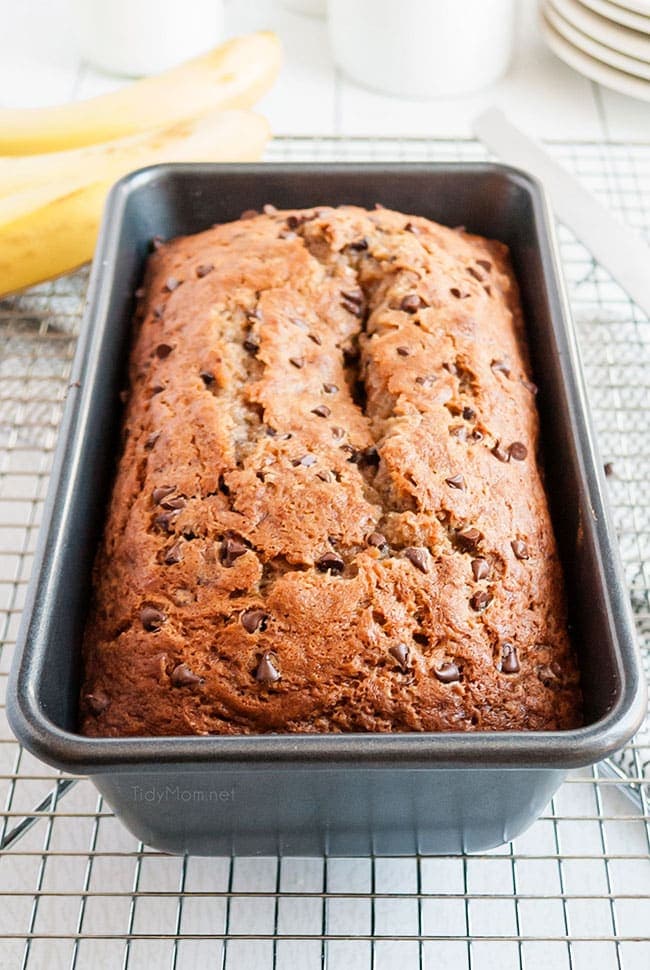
0, 0, 649, 142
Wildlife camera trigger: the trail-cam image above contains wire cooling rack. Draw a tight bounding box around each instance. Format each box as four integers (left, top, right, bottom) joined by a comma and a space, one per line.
0, 136, 649, 970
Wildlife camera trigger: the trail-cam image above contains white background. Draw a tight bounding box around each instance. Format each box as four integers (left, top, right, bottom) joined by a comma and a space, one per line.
0, 0, 649, 141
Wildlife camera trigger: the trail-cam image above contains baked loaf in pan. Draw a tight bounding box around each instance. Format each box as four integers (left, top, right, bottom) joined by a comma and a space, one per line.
80, 204, 581, 736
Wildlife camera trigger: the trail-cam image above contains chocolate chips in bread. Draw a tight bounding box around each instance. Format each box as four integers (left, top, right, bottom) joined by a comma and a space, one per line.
80, 205, 581, 737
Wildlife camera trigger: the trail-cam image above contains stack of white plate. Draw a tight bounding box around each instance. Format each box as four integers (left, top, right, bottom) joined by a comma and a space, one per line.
541, 0, 650, 100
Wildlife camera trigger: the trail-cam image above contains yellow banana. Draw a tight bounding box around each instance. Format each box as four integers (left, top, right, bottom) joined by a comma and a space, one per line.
0, 32, 281, 155
0, 110, 270, 296
0, 109, 270, 226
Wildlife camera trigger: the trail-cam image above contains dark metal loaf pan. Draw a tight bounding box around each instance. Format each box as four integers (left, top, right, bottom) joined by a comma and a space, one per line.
8, 163, 646, 856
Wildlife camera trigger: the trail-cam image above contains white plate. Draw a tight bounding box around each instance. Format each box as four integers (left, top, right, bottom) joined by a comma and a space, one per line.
578, 0, 650, 33
551, 0, 650, 59
542, 13, 650, 99
545, 1, 650, 77
600, 0, 650, 15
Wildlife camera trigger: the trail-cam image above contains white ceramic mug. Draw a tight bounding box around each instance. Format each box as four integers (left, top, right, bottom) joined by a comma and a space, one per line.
328, 0, 515, 98
69, 0, 225, 77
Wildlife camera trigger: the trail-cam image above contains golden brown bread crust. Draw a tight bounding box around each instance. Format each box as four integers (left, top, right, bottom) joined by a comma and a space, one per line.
80, 204, 581, 736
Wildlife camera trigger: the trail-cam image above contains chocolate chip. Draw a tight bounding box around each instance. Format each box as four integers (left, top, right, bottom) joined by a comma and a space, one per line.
476, 259, 492, 272
446, 474, 466, 490
244, 334, 260, 354
511, 539, 529, 560
306, 332, 322, 346
604, 461, 615, 477
289, 356, 305, 369
443, 362, 458, 375
85, 690, 109, 715
286, 214, 300, 229
404, 221, 420, 234
389, 643, 410, 669
471, 558, 490, 581
152, 305, 164, 320
293, 453, 316, 467
491, 359, 511, 377
164, 276, 181, 292
492, 442, 511, 463
247, 307, 262, 322
349, 237, 369, 251
415, 375, 436, 387
323, 382, 338, 394
404, 547, 429, 573
164, 541, 183, 565
470, 590, 490, 612
462, 406, 476, 420
367, 532, 387, 549
317, 469, 334, 483
396, 346, 410, 357
161, 495, 186, 510
331, 426, 346, 440
501, 643, 520, 673
457, 526, 482, 550
141, 606, 166, 631
155, 511, 178, 532
145, 430, 161, 450
471, 429, 484, 441
520, 377, 538, 395
450, 288, 462, 299
434, 662, 460, 683
241, 208, 259, 219
341, 288, 363, 306
467, 266, 483, 282
509, 441, 528, 461
311, 405, 331, 418
152, 485, 176, 505
343, 300, 364, 318
241, 608, 268, 633
255, 652, 281, 683
401, 294, 422, 313
150, 383, 164, 396
222, 537, 248, 567
200, 370, 215, 386
316, 551, 344, 573
171, 663, 201, 686
196, 263, 214, 278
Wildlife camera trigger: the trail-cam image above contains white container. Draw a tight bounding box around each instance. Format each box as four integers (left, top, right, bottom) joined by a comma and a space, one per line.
281, 0, 327, 16
328, 0, 515, 98
69, 0, 225, 77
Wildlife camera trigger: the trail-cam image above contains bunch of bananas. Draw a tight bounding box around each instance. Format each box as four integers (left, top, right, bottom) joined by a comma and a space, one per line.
0, 32, 281, 297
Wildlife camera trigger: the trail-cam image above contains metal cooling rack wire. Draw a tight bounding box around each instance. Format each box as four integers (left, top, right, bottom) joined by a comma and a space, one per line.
0, 137, 648, 970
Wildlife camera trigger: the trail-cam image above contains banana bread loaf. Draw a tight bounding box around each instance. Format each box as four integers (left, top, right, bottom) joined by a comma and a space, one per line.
80, 204, 581, 736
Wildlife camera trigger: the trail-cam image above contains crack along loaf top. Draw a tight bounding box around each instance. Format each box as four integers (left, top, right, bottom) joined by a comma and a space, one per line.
80, 203, 581, 736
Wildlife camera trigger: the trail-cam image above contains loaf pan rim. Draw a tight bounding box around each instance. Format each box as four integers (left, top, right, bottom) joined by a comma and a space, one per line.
8, 161, 647, 775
